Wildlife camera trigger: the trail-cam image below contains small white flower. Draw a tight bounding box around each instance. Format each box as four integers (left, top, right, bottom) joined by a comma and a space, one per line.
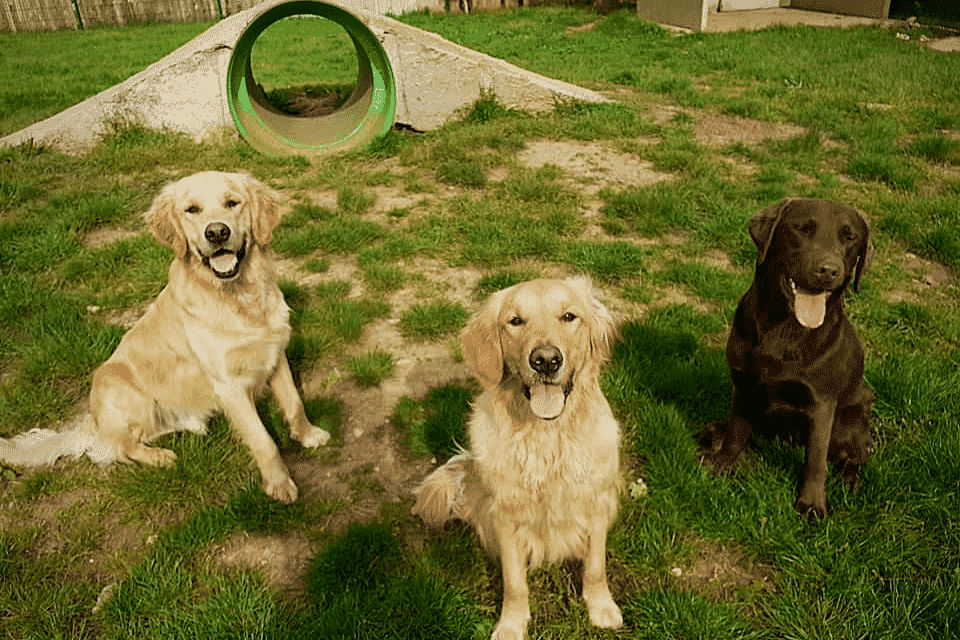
628, 477, 649, 499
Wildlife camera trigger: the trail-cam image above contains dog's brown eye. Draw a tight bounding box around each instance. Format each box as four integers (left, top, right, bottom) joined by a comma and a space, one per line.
225, 199, 240, 209
186, 205, 200, 214
794, 220, 816, 236
508, 316, 525, 327
839, 226, 856, 243
561, 312, 577, 323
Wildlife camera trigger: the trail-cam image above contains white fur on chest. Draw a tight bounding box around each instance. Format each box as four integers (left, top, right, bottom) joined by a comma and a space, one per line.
170, 262, 291, 390
470, 390, 620, 519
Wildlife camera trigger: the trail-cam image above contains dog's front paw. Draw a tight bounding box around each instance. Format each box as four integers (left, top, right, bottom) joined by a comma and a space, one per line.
491, 618, 527, 640
264, 475, 299, 504
585, 595, 623, 629
297, 425, 331, 449
709, 450, 742, 475
794, 487, 828, 521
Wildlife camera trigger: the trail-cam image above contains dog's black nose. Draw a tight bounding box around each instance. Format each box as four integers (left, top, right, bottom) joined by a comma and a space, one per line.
205, 222, 231, 245
815, 258, 842, 280
530, 345, 563, 375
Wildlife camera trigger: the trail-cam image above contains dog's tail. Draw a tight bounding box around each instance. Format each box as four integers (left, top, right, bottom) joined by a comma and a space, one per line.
0, 416, 115, 468
412, 451, 486, 527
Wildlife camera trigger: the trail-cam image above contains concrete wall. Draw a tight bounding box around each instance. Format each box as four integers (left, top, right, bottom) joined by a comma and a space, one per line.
636, 0, 711, 31
792, 0, 891, 19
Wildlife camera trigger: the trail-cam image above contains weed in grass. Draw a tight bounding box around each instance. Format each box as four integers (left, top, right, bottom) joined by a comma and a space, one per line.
274, 214, 384, 256
652, 76, 706, 108
906, 133, 959, 164
655, 261, 751, 306
551, 100, 658, 141
476, 270, 541, 297
650, 132, 712, 177
361, 263, 411, 293
436, 160, 486, 188
348, 350, 395, 387
874, 193, 960, 270
304, 257, 330, 273
366, 128, 409, 158
399, 302, 468, 340
337, 185, 376, 215
284, 281, 389, 369
846, 150, 917, 191
461, 89, 514, 124
563, 240, 648, 281
602, 184, 694, 236
395, 384, 476, 460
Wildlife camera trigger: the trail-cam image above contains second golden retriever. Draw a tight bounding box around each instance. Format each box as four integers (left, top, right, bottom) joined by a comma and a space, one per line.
0, 172, 329, 503
413, 277, 622, 640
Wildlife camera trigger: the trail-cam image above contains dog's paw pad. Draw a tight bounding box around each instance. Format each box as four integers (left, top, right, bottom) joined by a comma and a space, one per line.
299, 426, 331, 448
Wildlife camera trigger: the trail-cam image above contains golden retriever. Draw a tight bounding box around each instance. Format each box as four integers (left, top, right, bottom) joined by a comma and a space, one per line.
413, 276, 623, 640
0, 172, 329, 503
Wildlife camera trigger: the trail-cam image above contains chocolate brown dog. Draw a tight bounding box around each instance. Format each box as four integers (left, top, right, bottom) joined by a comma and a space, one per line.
703, 198, 875, 520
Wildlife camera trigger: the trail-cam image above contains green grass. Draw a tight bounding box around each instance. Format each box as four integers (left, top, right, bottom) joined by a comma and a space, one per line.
348, 350, 395, 387
1, 8, 959, 640
399, 302, 469, 340
250, 16, 359, 116
0, 22, 213, 136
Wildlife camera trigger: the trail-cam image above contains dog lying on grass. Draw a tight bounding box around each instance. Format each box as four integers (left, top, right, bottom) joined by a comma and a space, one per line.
701, 197, 875, 520
0, 172, 329, 503
413, 277, 623, 640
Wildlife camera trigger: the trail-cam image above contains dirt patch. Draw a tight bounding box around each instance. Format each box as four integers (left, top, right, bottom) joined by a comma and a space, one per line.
212, 530, 318, 596
517, 140, 674, 194
82, 226, 139, 249
671, 539, 777, 601
282, 90, 347, 118
887, 250, 957, 303
565, 20, 598, 34
650, 105, 807, 146
693, 112, 807, 147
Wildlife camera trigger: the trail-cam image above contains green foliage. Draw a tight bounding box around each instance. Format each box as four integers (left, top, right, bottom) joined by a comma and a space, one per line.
348, 350, 395, 387
393, 385, 477, 460
399, 302, 468, 340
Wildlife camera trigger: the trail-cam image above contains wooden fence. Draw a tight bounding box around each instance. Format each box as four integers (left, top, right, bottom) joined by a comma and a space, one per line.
0, 0, 264, 32
0, 0, 550, 32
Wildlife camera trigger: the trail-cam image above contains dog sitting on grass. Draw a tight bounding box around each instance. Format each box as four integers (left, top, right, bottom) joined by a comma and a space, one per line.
414, 277, 623, 640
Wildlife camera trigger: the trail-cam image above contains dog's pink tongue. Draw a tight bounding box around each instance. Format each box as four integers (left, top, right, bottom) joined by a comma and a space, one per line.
530, 384, 565, 420
794, 289, 828, 329
210, 252, 238, 274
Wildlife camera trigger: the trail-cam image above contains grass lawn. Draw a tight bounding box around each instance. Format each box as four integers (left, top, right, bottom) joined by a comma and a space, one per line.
2, 7, 959, 639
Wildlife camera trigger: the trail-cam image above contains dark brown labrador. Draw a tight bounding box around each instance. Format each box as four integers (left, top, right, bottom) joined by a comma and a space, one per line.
702, 198, 875, 520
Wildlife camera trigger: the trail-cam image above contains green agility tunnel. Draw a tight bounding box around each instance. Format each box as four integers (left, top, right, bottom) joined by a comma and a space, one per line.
226, 0, 396, 157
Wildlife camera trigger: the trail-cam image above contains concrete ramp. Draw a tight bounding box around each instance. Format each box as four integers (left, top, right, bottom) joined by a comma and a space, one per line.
1, 0, 606, 156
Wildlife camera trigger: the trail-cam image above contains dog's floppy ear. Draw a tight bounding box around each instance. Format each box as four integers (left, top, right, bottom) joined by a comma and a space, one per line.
852, 207, 875, 293
240, 174, 282, 247
748, 198, 795, 266
461, 288, 509, 389
568, 276, 617, 362
145, 181, 188, 258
